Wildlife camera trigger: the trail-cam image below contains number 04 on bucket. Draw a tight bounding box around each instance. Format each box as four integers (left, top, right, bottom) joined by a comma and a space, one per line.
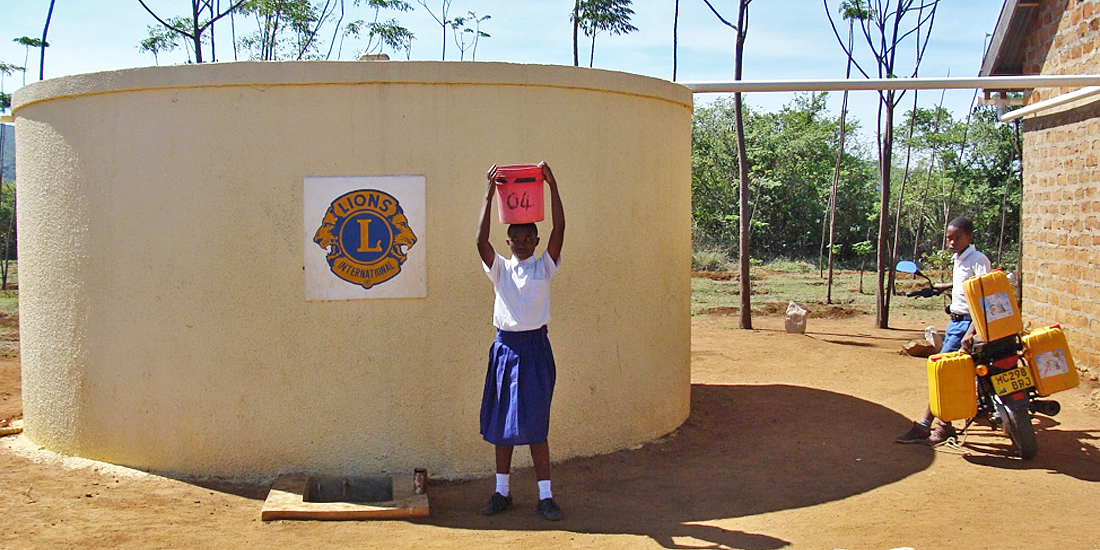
493, 164, 545, 224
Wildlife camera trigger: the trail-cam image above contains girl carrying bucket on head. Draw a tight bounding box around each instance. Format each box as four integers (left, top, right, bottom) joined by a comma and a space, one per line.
475, 161, 565, 521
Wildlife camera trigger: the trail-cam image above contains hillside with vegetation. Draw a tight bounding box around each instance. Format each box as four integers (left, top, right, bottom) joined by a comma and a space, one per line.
1, 124, 11, 182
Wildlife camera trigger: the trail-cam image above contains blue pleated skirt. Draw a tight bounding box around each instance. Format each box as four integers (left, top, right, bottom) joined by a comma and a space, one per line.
480, 326, 556, 446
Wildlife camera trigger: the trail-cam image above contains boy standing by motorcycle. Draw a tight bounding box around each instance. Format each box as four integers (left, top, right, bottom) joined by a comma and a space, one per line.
895, 217, 991, 445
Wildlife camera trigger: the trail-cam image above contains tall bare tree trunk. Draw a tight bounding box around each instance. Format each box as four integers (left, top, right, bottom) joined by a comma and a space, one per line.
825, 16, 856, 298
996, 174, 1010, 265
892, 89, 920, 258
1, 194, 12, 290
40, 0, 56, 79
210, 0, 217, 62
0, 123, 7, 290
233, 3, 240, 60
889, 86, 942, 305
673, 0, 680, 81
700, 0, 752, 327
874, 0, 920, 330
875, 89, 894, 329
823, 0, 939, 328
735, 0, 752, 330
825, 89, 849, 304
573, 1, 581, 66
590, 33, 597, 67
820, 181, 831, 278
941, 88, 979, 248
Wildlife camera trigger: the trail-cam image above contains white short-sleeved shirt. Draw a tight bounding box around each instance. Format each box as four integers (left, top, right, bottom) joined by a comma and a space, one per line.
484, 250, 560, 331
950, 245, 991, 315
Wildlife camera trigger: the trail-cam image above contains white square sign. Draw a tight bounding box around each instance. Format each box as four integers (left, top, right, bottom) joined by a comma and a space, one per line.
304, 176, 426, 301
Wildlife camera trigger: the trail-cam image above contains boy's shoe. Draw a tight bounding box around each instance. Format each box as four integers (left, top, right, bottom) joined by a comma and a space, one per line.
480, 492, 513, 515
894, 421, 931, 443
536, 497, 562, 521
927, 422, 957, 445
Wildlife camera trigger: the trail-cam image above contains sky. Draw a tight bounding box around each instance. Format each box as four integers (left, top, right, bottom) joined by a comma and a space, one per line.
2, 0, 1007, 140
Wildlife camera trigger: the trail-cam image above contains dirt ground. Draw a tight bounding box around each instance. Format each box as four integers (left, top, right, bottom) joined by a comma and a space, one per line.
3, 310, 1100, 550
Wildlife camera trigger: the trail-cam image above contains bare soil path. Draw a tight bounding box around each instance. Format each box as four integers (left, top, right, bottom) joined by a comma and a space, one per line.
2, 311, 1099, 550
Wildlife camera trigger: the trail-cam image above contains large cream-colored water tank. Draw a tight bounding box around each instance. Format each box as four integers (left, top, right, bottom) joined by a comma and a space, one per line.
13, 61, 691, 478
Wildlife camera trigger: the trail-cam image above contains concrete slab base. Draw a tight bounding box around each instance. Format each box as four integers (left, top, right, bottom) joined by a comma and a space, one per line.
261, 474, 429, 521
0, 419, 22, 437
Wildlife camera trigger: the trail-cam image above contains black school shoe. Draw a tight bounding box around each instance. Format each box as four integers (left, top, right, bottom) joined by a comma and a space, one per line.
536, 497, 562, 521
480, 492, 513, 515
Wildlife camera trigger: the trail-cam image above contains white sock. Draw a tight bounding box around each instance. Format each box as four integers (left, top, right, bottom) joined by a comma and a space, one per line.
537, 479, 553, 501
495, 473, 510, 497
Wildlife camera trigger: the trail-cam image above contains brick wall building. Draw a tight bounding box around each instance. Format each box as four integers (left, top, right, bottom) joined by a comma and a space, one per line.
982, 0, 1100, 380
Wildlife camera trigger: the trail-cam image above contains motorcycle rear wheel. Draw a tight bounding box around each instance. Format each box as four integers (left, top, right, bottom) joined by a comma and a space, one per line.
994, 394, 1037, 460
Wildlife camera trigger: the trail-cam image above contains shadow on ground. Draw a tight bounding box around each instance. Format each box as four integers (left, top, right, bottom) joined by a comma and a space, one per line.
960, 416, 1100, 482
415, 384, 934, 549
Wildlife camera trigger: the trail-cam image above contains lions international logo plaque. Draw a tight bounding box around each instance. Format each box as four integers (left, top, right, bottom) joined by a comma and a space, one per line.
304, 176, 426, 301
313, 189, 417, 289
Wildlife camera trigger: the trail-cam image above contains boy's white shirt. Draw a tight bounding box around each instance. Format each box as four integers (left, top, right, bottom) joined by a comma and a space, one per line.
485, 250, 560, 331
951, 244, 991, 315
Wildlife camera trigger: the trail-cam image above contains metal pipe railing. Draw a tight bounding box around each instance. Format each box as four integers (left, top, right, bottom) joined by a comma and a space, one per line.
999, 86, 1100, 121
681, 74, 1100, 93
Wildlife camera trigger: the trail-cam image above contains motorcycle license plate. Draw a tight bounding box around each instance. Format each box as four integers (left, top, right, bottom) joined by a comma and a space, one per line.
991, 367, 1034, 395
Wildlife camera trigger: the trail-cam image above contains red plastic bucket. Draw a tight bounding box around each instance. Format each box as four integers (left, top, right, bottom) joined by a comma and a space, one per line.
493, 164, 545, 224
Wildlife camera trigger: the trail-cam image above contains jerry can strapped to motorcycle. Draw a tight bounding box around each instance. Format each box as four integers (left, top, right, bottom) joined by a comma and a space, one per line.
928, 351, 978, 421
1022, 324, 1079, 397
964, 269, 1023, 344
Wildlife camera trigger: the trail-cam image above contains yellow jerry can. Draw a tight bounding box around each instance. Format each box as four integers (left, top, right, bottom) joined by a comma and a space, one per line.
928, 351, 978, 421
964, 270, 1023, 343
1022, 324, 1079, 397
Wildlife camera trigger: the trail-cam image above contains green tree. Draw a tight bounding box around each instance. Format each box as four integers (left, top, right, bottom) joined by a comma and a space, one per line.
416, 0, 453, 60
940, 106, 1021, 266
572, 1, 582, 66
888, 83, 943, 314
0, 62, 24, 112
138, 0, 248, 63
449, 11, 489, 61
572, 0, 637, 68
893, 104, 956, 261
889, 104, 1021, 270
0, 61, 14, 218
853, 240, 874, 293
824, 0, 941, 328
823, 0, 869, 303
13, 37, 47, 86
0, 116, 13, 287
0, 178, 14, 288
0, 58, 15, 282
692, 98, 746, 249
699, 0, 753, 328
754, 95, 862, 256
138, 25, 182, 64
342, 0, 416, 59
692, 94, 877, 287
238, 0, 339, 60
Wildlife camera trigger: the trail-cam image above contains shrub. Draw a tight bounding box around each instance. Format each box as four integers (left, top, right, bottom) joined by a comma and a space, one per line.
692, 249, 731, 272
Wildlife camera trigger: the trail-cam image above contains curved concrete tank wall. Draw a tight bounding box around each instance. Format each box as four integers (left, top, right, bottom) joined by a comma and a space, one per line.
12, 61, 692, 478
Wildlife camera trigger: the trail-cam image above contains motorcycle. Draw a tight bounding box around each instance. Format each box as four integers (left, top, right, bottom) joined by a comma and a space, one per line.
896, 260, 1059, 459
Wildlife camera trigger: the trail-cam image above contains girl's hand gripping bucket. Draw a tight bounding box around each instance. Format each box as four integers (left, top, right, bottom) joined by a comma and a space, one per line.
493, 164, 545, 224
